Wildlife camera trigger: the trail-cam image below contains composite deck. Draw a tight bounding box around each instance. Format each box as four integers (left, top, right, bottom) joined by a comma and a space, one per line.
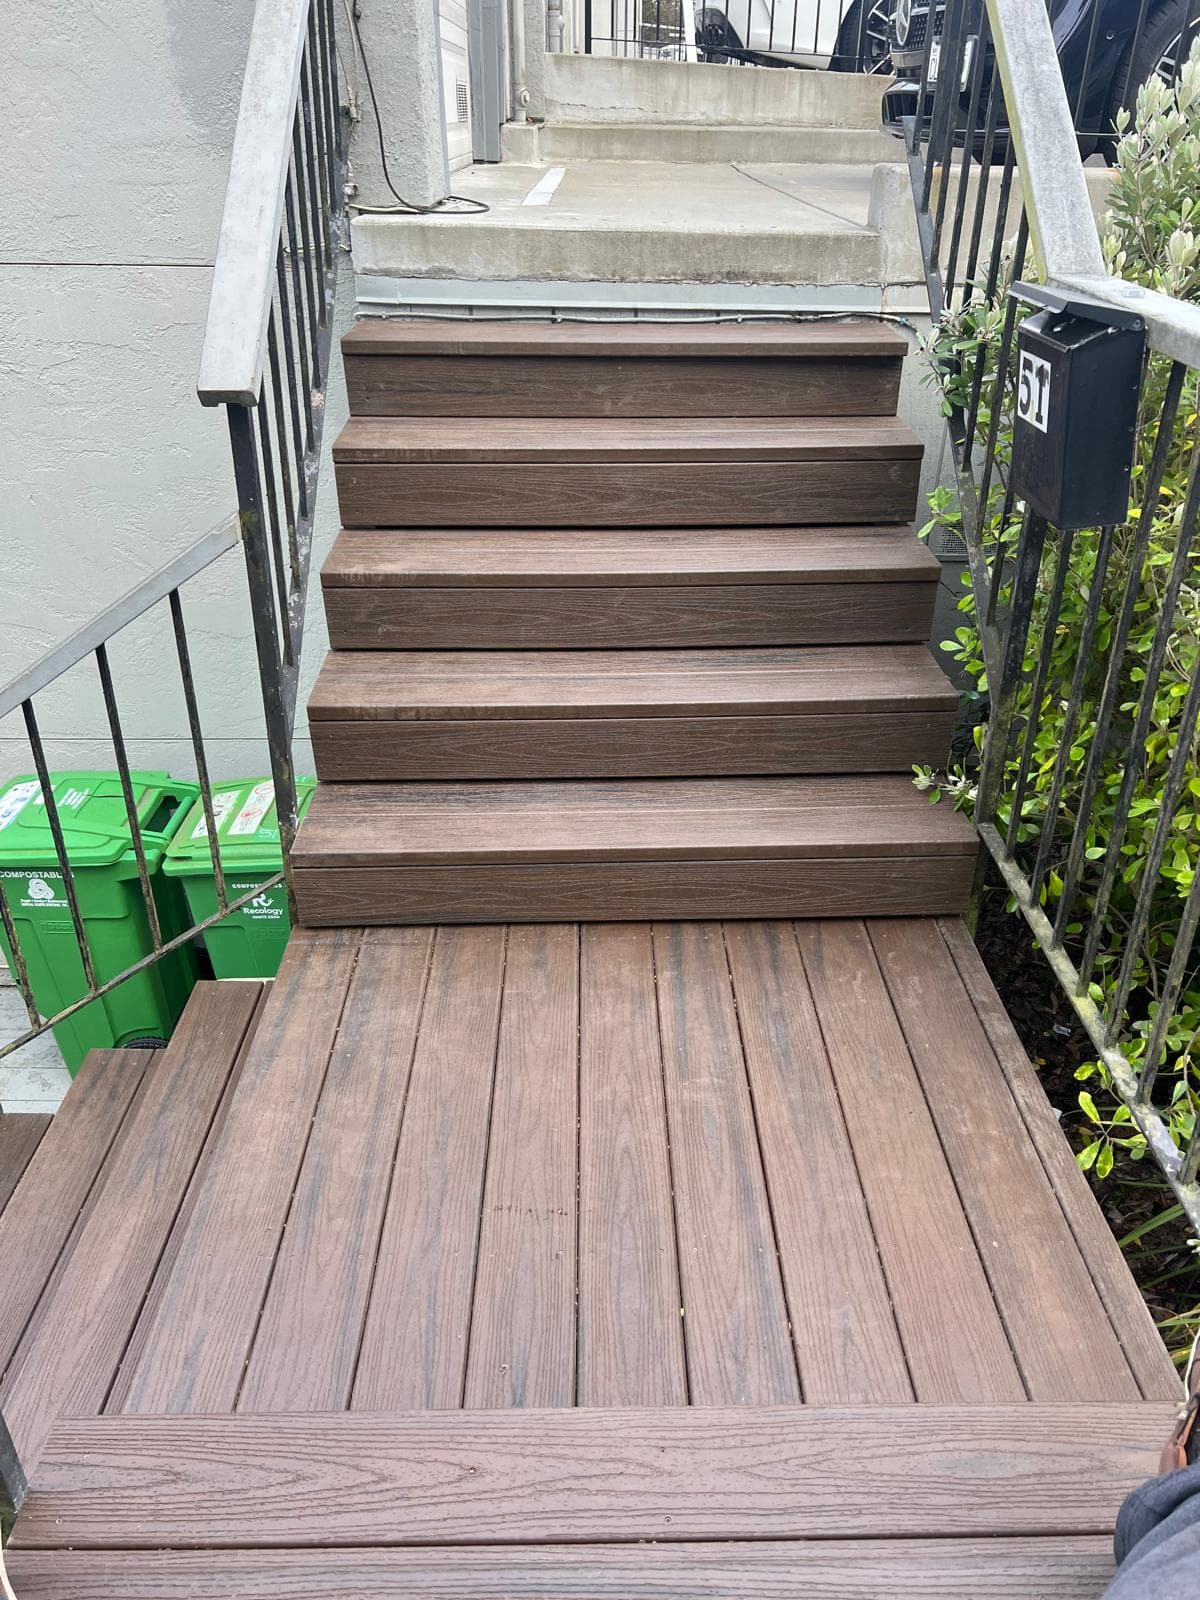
0, 919, 1180, 1596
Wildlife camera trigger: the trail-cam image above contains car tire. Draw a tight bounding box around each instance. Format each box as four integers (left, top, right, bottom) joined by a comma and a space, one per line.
696, 7, 743, 63
832, 0, 895, 72
1106, 1, 1196, 149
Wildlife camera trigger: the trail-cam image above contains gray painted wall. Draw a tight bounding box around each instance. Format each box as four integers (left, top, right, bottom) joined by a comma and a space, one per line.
1, 0, 364, 788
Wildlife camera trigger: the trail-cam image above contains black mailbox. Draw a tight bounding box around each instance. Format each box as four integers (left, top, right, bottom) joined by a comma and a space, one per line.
1009, 283, 1146, 530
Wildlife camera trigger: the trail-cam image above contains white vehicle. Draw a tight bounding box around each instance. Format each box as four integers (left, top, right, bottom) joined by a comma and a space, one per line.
696, 0, 895, 69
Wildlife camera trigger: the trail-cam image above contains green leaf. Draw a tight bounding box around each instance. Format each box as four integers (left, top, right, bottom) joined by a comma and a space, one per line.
1078, 1091, 1101, 1124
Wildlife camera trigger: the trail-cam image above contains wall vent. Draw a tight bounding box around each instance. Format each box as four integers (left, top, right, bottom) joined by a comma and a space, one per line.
456, 80, 469, 122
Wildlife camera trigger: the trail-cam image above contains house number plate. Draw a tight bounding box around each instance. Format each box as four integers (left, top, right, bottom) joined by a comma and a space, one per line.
1017, 350, 1051, 434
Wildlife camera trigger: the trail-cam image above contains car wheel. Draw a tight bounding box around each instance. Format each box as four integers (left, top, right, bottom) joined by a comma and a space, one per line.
696, 7, 743, 63
1106, 2, 1199, 146
832, 0, 896, 72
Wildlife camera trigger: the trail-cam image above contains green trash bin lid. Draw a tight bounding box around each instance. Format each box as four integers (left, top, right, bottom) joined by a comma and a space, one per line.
164, 777, 317, 877
0, 771, 193, 870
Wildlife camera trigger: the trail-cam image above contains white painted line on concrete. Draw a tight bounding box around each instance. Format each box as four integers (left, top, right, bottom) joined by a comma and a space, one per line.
521, 167, 567, 207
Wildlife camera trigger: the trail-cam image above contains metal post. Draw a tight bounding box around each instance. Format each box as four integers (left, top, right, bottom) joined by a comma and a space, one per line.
228, 406, 301, 920
0, 1409, 26, 1547
510, 0, 531, 118
547, 0, 565, 52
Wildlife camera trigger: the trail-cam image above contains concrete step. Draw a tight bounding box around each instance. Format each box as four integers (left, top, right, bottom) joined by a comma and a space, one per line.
544, 52, 889, 128
351, 159, 882, 288
505, 120, 901, 165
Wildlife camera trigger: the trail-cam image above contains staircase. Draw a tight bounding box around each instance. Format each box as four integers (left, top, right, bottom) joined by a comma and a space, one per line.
293, 319, 974, 925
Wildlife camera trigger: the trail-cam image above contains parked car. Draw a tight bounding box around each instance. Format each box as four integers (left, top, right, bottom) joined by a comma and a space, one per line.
887, 1, 1200, 153
696, 0, 895, 70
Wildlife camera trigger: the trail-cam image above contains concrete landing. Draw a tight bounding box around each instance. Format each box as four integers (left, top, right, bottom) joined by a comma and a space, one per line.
352, 159, 883, 287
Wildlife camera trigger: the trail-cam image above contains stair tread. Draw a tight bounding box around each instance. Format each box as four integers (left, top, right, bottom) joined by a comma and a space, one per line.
309, 646, 957, 721
342, 317, 909, 360
322, 527, 941, 587
333, 414, 923, 464
292, 776, 978, 866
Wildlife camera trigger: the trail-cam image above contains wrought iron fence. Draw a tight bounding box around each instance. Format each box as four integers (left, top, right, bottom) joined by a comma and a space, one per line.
585, 0, 892, 68
0, 0, 345, 1065
902, 0, 1200, 1225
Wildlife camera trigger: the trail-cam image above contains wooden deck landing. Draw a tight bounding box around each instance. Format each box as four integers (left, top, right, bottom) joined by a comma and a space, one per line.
0, 920, 1180, 1596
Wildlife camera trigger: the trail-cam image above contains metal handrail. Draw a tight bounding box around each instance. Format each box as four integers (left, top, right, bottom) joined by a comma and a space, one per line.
198, 0, 313, 407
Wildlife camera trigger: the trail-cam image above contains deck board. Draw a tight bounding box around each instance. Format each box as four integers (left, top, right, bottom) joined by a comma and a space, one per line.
723, 921, 912, 1404
4, 1537, 1122, 1598
0, 985, 261, 1471
236, 930, 433, 1412
795, 920, 1027, 1403
464, 925, 579, 1409
352, 927, 507, 1410
0, 1113, 50, 1213
17, 1404, 1172, 1547
0, 1052, 147, 1377
871, 918, 1141, 1402
577, 924, 688, 1406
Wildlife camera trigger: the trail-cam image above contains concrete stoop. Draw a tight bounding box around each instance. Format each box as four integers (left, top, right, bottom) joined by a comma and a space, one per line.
501, 120, 902, 165
543, 52, 890, 128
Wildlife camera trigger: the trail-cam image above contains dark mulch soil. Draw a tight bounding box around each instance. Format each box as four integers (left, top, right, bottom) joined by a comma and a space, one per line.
973, 870, 1199, 1365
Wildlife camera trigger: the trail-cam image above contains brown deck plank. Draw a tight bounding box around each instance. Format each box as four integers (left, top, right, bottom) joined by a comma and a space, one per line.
236, 930, 435, 1412
0, 1052, 147, 1379
352, 926, 507, 1411
795, 920, 1025, 1403
337, 459, 920, 530
0, 1113, 50, 1213
5, 1536, 1119, 1598
320, 526, 940, 588
723, 921, 912, 1404
18, 1403, 1172, 1548
870, 918, 1141, 1403
333, 415, 924, 464
341, 317, 910, 357
464, 926, 579, 1409
653, 921, 800, 1405
117, 934, 360, 1416
937, 916, 1180, 1401
0, 985, 261, 1471
577, 924, 687, 1407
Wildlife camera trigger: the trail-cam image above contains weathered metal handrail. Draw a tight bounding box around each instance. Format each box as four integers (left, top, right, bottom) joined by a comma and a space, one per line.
200, 0, 345, 899
904, 0, 1200, 1226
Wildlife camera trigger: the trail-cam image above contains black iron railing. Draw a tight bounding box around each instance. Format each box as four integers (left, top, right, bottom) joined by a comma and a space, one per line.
0, 0, 344, 1071
584, 0, 892, 68
904, 0, 1200, 1224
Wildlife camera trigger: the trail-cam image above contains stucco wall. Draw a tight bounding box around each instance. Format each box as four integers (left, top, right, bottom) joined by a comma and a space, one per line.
1, 0, 355, 788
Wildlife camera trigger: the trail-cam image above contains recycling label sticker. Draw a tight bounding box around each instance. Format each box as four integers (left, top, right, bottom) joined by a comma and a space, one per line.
0, 781, 39, 831
0, 871, 69, 910
191, 790, 238, 841
230, 782, 277, 837
232, 881, 286, 921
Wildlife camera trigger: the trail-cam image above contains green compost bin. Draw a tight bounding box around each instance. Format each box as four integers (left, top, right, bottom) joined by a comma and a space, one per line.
0, 770, 200, 1074
163, 777, 316, 980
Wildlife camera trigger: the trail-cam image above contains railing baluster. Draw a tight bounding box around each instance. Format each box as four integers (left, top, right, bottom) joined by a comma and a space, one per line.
95, 643, 163, 949
168, 589, 229, 916
1053, 364, 1188, 939
20, 700, 97, 992
275, 246, 311, 517
284, 173, 318, 451
1002, 528, 1075, 857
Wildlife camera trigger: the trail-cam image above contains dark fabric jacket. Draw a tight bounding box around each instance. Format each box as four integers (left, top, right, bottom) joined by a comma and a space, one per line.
1105, 1462, 1200, 1599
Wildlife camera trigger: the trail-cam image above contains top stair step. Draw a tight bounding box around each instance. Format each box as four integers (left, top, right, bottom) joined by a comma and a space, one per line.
342, 318, 907, 419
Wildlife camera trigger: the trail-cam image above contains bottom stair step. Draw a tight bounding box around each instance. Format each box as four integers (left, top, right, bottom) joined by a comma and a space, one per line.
291, 776, 978, 925
4, 1537, 1123, 1599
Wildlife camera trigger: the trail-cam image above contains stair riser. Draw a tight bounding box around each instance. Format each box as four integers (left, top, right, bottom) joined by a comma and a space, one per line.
323, 581, 938, 651
311, 712, 955, 782
335, 460, 921, 529
294, 857, 974, 926
344, 354, 902, 419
